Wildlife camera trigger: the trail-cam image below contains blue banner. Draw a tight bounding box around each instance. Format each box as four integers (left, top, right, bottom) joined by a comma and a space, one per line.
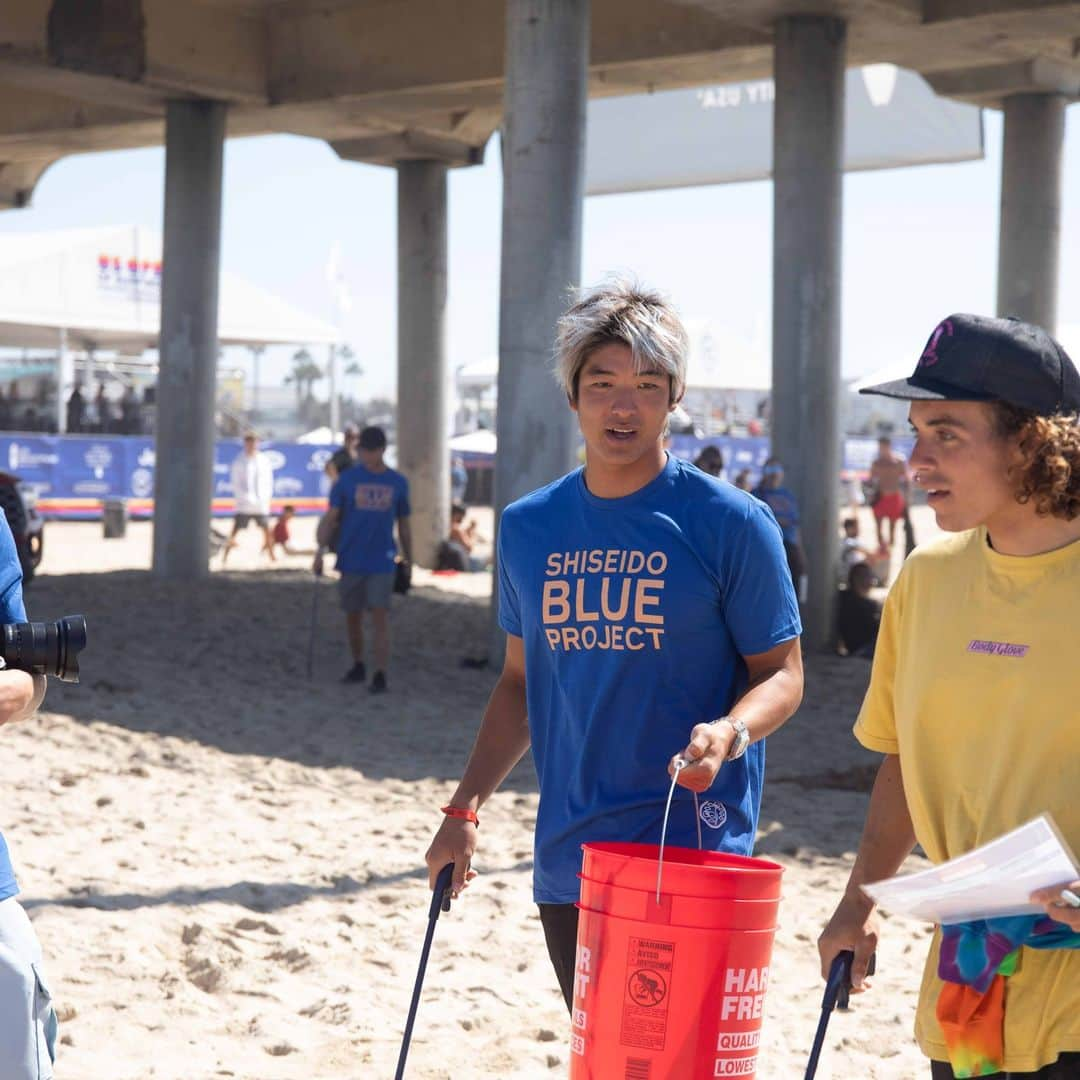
0, 433, 917, 518
0, 434, 338, 519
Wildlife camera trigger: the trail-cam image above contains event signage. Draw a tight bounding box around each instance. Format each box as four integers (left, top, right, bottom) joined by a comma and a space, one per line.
0, 435, 336, 519
0, 434, 911, 519
586, 65, 983, 195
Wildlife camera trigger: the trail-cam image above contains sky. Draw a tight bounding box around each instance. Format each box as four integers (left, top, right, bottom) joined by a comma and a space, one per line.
1, 96, 1077, 403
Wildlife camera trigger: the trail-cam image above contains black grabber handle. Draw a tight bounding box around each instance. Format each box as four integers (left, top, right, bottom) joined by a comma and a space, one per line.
395, 863, 454, 1080
804, 950, 876, 1079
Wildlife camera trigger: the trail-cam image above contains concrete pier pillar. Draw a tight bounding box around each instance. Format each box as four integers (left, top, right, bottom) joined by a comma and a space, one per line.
55, 327, 71, 433
492, 0, 589, 652
396, 159, 449, 568
997, 93, 1066, 331
152, 100, 226, 579
771, 15, 846, 651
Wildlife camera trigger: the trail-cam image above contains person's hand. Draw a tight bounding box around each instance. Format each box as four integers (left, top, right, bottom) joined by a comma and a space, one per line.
667, 721, 733, 793
819, 892, 879, 992
312, 551, 324, 577
425, 817, 479, 900
0, 669, 40, 727
1030, 880, 1080, 932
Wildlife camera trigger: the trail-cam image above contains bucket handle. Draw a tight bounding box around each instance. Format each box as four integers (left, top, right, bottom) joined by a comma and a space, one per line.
656, 757, 703, 904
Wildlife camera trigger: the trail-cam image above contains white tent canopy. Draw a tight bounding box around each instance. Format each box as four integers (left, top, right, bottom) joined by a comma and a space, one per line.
684, 320, 771, 391
453, 320, 772, 397
449, 428, 497, 455
0, 225, 341, 351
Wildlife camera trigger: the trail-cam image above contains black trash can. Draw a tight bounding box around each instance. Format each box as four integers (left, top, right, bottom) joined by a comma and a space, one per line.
103, 497, 128, 539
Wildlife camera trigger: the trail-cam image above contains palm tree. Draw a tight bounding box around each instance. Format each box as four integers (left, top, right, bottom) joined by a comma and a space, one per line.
285, 348, 324, 409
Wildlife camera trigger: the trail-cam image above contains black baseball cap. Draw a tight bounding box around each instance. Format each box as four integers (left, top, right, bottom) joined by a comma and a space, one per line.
358, 425, 387, 450
860, 313, 1080, 417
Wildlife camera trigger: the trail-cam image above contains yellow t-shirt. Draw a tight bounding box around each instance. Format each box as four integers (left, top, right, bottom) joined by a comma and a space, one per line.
854, 527, 1080, 1072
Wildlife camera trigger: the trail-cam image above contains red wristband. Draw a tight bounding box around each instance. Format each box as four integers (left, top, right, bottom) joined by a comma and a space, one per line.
441, 804, 479, 827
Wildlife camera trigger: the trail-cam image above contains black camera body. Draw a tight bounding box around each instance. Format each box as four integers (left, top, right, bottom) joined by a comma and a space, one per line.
0, 615, 87, 683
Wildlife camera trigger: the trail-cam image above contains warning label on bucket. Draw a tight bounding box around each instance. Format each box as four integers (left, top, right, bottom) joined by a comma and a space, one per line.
620, 937, 674, 1050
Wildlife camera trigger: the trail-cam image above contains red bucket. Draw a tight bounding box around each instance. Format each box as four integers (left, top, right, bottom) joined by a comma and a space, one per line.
569, 842, 783, 1079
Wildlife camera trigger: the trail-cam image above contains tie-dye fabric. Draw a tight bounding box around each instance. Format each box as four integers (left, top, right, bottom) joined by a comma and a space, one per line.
936, 916, 1080, 1077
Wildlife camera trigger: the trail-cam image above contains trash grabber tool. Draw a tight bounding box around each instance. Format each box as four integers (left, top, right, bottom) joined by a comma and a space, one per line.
804, 950, 876, 1079
395, 863, 454, 1080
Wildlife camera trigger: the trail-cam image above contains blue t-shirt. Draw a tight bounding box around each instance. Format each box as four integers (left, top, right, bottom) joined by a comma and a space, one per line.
330, 464, 410, 574
498, 454, 801, 903
0, 515, 28, 903
752, 484, 800, 544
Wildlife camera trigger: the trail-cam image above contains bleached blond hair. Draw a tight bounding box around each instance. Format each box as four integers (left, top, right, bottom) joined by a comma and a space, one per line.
554, 277, 689, 405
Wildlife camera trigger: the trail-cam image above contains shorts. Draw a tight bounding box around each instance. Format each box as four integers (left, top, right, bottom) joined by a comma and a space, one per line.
338, 572, 395, 612
872, 491, 906, 521
233, 513, 269, 529
538, 903, 579, 1014
0, 898, 57, 1080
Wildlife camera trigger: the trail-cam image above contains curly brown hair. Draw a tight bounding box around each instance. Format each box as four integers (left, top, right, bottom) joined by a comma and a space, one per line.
991, 401, 1080, 520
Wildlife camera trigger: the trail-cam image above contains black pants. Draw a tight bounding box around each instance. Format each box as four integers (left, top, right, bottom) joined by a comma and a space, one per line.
538, 902, 579, 1014
931, 1055, 1080, 1078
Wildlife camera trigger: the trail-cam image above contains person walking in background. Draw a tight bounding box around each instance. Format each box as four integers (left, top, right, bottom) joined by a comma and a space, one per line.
752, 458, 807, 603
94, 382, 112, 435
223, 432, 276, 565
818, 313, 1080, 1078
65, 383, 85, 434
733, 468, 752, 491
315, 425, 411, 693
270, 504, 298, 556
692, 444, 725, 479
327, 422, 360, 483
870, 435, 910, 550
120, 384, 140, 435
451, 455, 468, 505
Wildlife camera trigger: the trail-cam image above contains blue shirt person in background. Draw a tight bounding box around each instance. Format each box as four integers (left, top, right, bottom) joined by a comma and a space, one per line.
753, 457, 808, 604
315, 425, 412, 694
425, 278, 803, 1013
0, 515, 56, 1078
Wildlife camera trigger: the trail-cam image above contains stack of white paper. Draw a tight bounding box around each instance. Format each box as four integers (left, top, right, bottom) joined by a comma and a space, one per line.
862, 815, 1079, 924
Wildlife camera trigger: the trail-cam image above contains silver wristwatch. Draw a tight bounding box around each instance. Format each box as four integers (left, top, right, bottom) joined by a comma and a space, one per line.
713, 716, 750, 761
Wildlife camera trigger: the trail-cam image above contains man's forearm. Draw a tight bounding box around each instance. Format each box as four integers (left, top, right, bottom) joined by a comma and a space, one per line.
843, 754, 917, 906
730, 659, 803, 743
316, 510, 338, 549
448, 676, 530, 811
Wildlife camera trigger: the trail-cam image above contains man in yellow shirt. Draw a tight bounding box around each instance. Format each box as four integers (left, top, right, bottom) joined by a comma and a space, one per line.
818, 313, 1080, 1079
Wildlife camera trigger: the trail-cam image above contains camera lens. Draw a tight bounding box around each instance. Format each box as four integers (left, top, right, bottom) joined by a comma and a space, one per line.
0, 615, 87, 682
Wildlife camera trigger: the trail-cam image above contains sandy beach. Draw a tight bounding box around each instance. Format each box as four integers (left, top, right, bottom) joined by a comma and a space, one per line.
0, 508, 939, 1078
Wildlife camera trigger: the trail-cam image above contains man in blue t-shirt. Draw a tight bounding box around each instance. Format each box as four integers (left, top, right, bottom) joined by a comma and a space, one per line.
316, 425, 411, 693
425, 280, 803, 1012
753, 457, 807, 602
0, 516, 55, 1076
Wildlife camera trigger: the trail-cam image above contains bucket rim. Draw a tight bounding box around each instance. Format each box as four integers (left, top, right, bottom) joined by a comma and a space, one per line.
581, 840, 784, 876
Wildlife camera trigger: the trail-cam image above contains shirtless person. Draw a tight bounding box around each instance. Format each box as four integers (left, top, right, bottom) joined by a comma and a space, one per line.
870, 436, 909, 549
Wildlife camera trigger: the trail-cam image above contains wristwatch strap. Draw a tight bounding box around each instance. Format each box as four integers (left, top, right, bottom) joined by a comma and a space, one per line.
713, 716, 750, 761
